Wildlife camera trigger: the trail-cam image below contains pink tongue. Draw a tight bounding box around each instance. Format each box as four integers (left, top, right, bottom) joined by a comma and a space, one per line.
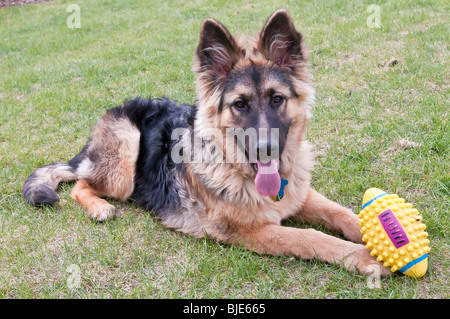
255, 160, 281, 197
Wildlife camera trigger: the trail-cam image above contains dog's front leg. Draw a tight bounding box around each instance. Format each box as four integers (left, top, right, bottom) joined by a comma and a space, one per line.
238, 224, 389, 276
291, 188, 363, 244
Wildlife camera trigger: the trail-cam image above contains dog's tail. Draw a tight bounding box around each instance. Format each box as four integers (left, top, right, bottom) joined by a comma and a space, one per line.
22, 162, 78, 206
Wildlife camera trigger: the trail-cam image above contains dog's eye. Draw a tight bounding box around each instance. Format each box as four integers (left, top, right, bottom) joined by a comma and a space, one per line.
234, 100, 245, 109
272, 95, 283, 104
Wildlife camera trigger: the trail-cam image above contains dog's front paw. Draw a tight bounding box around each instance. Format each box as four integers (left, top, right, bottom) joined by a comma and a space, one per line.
344, 247, 391, 277
88, 204, 117, 222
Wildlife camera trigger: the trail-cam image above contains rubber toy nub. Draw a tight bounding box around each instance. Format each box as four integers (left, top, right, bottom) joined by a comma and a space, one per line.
359, 188, 430, 277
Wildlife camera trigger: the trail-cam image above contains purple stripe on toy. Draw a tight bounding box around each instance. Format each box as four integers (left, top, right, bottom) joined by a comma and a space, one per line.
378, 209, 409, 248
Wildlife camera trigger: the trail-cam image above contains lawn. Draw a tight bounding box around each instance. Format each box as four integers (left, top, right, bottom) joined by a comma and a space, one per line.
0, 0, 448, 299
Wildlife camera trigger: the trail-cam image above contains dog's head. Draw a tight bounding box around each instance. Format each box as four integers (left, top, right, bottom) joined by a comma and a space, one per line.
193, 9, 314, 197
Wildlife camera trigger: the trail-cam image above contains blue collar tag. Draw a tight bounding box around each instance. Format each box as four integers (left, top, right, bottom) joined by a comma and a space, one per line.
272, 178, 288, 202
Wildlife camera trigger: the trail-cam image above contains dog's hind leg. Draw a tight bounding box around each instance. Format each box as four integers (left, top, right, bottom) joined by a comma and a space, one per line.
70, 110, 141, 221
23, 102, 141, 221
70, 179, 117, 222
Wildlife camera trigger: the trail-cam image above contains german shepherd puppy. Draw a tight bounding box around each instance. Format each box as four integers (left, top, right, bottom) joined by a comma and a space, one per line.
23, 9, 389, 276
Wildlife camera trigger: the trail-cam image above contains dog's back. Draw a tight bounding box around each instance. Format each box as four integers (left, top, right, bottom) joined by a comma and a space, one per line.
23, 97, 194, 221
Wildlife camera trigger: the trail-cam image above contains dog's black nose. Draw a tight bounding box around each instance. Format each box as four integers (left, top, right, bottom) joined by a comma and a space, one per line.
257, 139, 279, 160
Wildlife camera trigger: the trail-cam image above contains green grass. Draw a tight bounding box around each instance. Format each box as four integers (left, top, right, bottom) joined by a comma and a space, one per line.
0, 0, 448, 298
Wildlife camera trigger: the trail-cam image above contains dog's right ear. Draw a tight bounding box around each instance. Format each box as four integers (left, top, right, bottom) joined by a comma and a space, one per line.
196, 18, 240, 80
258, 9, 305, 70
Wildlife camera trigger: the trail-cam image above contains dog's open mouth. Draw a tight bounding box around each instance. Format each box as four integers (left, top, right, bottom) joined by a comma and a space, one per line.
254, 159, 281, 197
235, 135, 282, 197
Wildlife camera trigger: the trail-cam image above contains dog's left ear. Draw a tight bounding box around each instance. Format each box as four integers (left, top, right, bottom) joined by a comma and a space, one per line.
258, 9, 305, 69
196, 18, 241, 79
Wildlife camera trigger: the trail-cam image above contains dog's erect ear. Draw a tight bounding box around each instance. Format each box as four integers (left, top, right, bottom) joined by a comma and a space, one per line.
196, 18, 240, 79
258, 9, 304, 69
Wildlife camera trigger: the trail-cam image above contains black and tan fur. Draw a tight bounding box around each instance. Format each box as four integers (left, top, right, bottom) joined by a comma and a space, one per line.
23, 10, 389, 276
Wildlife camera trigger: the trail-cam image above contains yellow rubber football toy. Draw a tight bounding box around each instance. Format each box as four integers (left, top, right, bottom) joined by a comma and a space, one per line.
359, 188, 430, 277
